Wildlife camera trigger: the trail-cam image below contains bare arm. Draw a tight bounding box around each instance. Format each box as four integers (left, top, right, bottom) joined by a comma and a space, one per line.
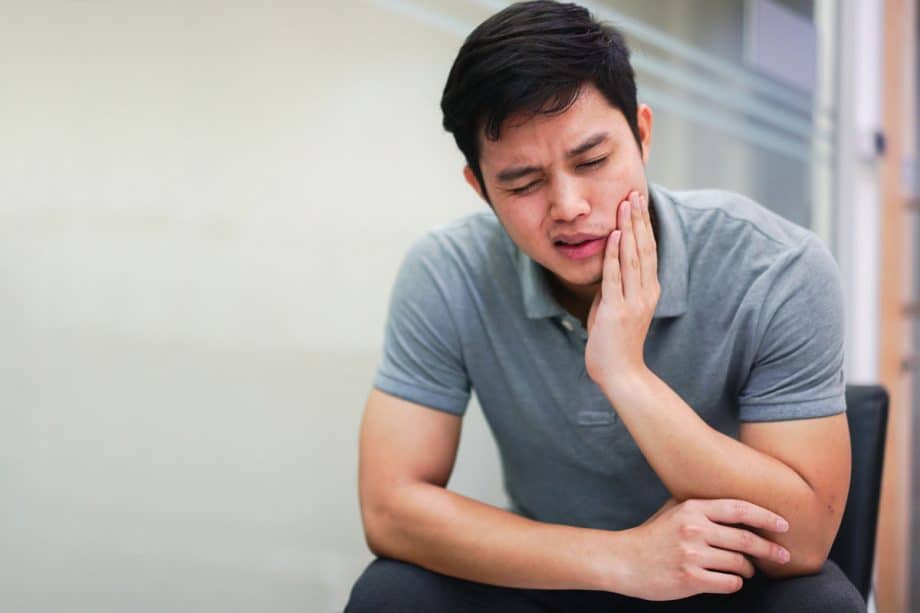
358, 389, 618, 591
358, 389, 792, 598
604, 373, 850, 578
585, 191, 850, 578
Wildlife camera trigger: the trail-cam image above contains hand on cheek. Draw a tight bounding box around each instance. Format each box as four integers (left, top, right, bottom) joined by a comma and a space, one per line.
585, 190, 661, 392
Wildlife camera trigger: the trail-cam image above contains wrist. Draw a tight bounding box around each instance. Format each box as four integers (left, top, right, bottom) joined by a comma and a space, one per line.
599, 364, 655, 404
584, 527, 636, 594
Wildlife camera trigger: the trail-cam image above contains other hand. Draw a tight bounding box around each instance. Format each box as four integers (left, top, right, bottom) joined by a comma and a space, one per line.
610, 498, 791, 601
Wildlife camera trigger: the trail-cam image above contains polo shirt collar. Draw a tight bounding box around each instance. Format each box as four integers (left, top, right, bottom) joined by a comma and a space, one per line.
516, 247, 568, 319
647, 183, 689, 318
511, 182, 689, 320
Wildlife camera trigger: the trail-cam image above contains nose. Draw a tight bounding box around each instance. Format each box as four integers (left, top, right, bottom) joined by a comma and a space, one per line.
548, 175, 590, 222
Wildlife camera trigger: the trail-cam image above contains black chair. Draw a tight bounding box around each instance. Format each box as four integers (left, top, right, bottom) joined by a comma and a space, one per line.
827, 384, 889, 602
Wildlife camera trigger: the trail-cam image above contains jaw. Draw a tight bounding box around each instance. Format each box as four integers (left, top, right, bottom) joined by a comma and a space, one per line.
543, 256, 603, 304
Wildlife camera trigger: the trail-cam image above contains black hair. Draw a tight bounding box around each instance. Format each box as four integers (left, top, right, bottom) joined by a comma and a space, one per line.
440, 0, 641, 203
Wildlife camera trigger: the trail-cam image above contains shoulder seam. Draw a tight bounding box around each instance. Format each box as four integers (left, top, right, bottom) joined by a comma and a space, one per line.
744, 234, 821, 384
671, 193, 813, 251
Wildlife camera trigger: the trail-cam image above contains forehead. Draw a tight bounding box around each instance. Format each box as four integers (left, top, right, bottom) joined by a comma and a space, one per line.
477, 84, 628, 166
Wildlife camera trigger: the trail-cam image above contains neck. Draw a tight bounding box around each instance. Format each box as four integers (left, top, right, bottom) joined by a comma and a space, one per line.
548, 275, 599, 327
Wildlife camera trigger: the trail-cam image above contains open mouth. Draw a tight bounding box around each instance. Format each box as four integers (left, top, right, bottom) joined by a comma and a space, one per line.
554, 236, 606, 260
556, 239, 592, 247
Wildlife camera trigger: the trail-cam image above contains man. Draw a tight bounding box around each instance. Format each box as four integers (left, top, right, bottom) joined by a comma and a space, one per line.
346, 1, 864, 611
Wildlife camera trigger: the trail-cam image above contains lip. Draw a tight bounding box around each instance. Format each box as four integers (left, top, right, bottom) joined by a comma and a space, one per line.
555, 235, 607, 260
553, 232, 605, 244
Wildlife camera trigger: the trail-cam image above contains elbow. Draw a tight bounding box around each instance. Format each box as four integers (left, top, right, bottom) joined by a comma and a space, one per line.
759, 492, 843, 579
363, 521, 387, 559
360, 503, 387, 557
360, 494, 400, 559
757, 555, 826, 580
756, 544, 828, 579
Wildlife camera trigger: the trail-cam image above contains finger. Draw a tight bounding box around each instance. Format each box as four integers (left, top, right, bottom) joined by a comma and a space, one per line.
636, 192, 658, 285
601, 230, 623, 303
628, 191, 653, 288
618, 198, 640, 298
708, 524, 790, 564
701, 547, 756, 579
688, 567, 744, 595
701, 499, 790, 533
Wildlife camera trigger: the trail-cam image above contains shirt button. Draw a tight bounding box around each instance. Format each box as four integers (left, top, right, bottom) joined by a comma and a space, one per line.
561, 319, 574, 331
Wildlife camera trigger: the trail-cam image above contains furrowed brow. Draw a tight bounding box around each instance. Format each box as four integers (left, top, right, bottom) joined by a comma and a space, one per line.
494, 132, 610, 183
566, 132, 609, 158
496, 165, 541, 183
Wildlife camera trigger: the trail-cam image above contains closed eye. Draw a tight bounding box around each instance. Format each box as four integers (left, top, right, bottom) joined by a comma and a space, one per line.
508, 179, 542, 195
578, 156, 608, 170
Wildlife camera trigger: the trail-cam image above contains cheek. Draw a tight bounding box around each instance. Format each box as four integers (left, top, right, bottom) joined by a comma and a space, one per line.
498, 201, 549, 246
593, 161, 644, 202
586, 167, 627, 204
606, 160, 639, 184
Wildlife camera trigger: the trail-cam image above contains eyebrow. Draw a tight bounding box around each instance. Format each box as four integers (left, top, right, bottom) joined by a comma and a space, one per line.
566, 131, 609, 158
494, 131, 610, 183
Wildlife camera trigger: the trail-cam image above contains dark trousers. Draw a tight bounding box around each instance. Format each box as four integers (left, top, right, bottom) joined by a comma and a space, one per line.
345, 557, 866, 613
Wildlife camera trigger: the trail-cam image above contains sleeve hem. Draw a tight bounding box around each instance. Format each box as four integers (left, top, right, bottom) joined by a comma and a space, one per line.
739, 394, 845, 423
374, 373, 469, 416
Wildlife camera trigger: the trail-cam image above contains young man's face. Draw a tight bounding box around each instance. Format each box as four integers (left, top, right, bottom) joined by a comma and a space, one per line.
465, 83, 653, 301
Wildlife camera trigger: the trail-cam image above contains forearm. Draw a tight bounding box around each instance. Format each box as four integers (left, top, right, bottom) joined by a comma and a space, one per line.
603, 369, 830, 575
362, 482, 625, 591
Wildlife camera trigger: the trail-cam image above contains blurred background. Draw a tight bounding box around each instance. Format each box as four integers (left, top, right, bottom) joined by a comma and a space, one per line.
1, 0, 917, 611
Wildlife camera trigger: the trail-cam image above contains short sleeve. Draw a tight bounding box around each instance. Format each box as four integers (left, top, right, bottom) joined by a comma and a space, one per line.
373, 234, 471, 416
738, 235, 846, 422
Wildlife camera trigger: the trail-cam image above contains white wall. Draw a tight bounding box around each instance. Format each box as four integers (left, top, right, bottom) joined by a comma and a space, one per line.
1, 2, 506, 611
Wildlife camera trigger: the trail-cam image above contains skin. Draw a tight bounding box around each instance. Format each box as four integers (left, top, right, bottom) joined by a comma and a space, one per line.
464, 86, 651, 321
359, 83, 851, 599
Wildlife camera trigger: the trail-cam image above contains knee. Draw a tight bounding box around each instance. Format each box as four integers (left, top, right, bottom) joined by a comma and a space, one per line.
807, 589, 865, 613
344, 558, 438, 612
775, 561, 867, 613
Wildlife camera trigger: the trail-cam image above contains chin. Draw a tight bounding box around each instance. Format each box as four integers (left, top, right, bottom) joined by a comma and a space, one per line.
551, 264, 603, 289
572, 274, 604, 288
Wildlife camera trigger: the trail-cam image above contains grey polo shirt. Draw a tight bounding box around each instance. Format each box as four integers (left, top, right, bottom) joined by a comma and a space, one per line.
374, 183, 845, 531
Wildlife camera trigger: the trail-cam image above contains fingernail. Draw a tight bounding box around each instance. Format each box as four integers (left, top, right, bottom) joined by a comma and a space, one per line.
776, 518, 789, 532
779, 548, 790, 563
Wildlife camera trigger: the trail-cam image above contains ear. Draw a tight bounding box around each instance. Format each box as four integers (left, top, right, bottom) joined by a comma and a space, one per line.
636, 104, 653, 165
463, 165, 487, 202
